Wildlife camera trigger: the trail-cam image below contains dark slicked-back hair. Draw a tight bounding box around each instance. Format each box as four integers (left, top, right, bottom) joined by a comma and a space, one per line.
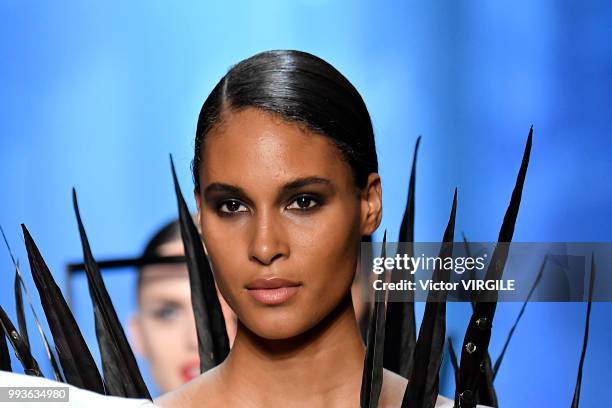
192, 49, 378, 193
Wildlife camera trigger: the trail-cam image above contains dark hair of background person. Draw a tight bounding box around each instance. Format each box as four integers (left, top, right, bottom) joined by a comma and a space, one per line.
136, 219, 182, 298
191, 49, 379, 193
141, 220, 181, 260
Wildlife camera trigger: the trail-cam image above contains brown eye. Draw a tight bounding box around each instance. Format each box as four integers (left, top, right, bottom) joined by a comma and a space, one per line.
286, 195, 318, 211
219, 200, 248, 214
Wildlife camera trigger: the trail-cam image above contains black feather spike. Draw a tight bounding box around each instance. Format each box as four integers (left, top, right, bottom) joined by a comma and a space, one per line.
21, 224, 105, 393
0, 319, 11, 372
461, 235, 497, 407
14, 267, 29, 350
476, 355, 497, 407
457, 127, 532, 408
170, 156, 230, 372
384, 136, 420, 378
460, 233, 477, 308
402, 188, 457, 408
492, 254, 546, 379
361, 231, 387, 408
571, 253, 596, 408
448, 337, 459, 393
1, 226, 28, 349
359, 235, 374, 341
1, 226, 64, 382
72, 190, 151, 398
0, 304, 41, 376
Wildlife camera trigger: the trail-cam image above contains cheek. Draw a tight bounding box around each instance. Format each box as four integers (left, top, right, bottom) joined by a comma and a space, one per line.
201, 215, 249, 303
292, 205, 361, 311
208, 263, 245, 316
140, 322, 179, 360
291, 198, 362, 274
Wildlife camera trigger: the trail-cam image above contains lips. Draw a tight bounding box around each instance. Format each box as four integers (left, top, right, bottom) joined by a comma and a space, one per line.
180, 360, 200, 383
246, 277, 302, 305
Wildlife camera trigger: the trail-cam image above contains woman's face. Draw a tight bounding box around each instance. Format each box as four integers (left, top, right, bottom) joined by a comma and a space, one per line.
129, 240, 237, 393
196, 107, 381, 340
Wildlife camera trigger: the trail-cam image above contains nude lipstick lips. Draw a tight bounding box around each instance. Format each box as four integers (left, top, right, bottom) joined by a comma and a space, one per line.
246, 277, 301, 305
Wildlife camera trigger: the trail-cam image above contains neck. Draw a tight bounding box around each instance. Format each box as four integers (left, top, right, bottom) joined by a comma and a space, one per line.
221, 294, 366, 405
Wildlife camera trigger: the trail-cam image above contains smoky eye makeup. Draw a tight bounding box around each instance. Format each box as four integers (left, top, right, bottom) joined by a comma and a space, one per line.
208, 193, 326, 217
215, 198, 250, 216
203, 188, 253, 217
202, 177, 336, 217
284, 192, 327, 212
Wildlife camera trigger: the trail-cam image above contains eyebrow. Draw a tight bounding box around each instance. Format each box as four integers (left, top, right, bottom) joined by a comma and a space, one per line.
203, 176, 333, 200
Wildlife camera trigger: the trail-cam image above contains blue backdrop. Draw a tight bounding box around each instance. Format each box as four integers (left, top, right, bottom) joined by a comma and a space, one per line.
1, 1, 611, 405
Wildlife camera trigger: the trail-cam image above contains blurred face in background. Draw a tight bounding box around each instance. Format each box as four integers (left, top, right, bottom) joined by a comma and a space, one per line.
129, 240, 236, 393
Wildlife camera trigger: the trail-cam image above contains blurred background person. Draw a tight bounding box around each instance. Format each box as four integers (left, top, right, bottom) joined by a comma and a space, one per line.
128, 218, 237, 394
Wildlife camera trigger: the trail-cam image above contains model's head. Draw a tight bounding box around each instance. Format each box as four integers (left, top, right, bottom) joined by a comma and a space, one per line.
193, 50, 382, 341
129, 219, 235, 393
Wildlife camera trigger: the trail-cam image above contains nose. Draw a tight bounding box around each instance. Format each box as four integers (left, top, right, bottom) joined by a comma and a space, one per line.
248, 209, 289, 265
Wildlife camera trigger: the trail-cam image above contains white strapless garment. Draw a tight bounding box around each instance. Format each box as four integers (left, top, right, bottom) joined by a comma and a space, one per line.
0, 371, 156, 408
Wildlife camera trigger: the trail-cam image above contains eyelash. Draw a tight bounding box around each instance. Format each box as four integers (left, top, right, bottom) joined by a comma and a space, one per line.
216, 194, 322, 216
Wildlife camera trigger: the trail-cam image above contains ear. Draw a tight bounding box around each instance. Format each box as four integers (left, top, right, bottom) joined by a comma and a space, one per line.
359, 173, 382, 236
194, 188, 202, 214
127, 314, 145, 357
193, 188, 208, 255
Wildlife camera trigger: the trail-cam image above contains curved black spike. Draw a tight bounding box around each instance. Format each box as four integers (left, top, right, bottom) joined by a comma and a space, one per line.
448, 337, 459, 402
72, 189, 151, 399
0, 325, 11, 372
361, 231, 387, 408
476, 355, 497, 407
460, 233, 477, 308
460, 234, 497, 407
384, 136, 420, 378
402, 188, 457, 408
457, 127, 532, 408
571, 253, 596, 408
493, 254, 546, 379
170, 155, 230, 372
1, 226, 64, 382
21, 224, 105, 393
0, 304, 41, 376
14, 268, 29, 350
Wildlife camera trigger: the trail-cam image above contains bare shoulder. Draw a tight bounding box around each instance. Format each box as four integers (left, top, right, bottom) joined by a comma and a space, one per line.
379, 368, 408, 407
154, 366, 224, 408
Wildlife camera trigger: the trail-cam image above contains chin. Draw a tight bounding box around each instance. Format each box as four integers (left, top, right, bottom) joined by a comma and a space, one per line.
242, 308, 320, 341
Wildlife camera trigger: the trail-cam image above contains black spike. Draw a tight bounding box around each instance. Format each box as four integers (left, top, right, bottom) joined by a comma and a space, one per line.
571, 253, 596, 408
361, 231, 387, 408
384, 136, 420, 378
1, 226, 64, 382
72, 189, 151, 398
14, 268, 29, 350
493, 254, 546, 379
0, 304, 41, 376
21, 224, 105, 393
448, 337, 459, 400
457, 127, 532, 408
0, 323, 11, 372
460, 234, 477, 308
461, 234, 497, 407
403, 188, 457, 408
170, 155, 230, 372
